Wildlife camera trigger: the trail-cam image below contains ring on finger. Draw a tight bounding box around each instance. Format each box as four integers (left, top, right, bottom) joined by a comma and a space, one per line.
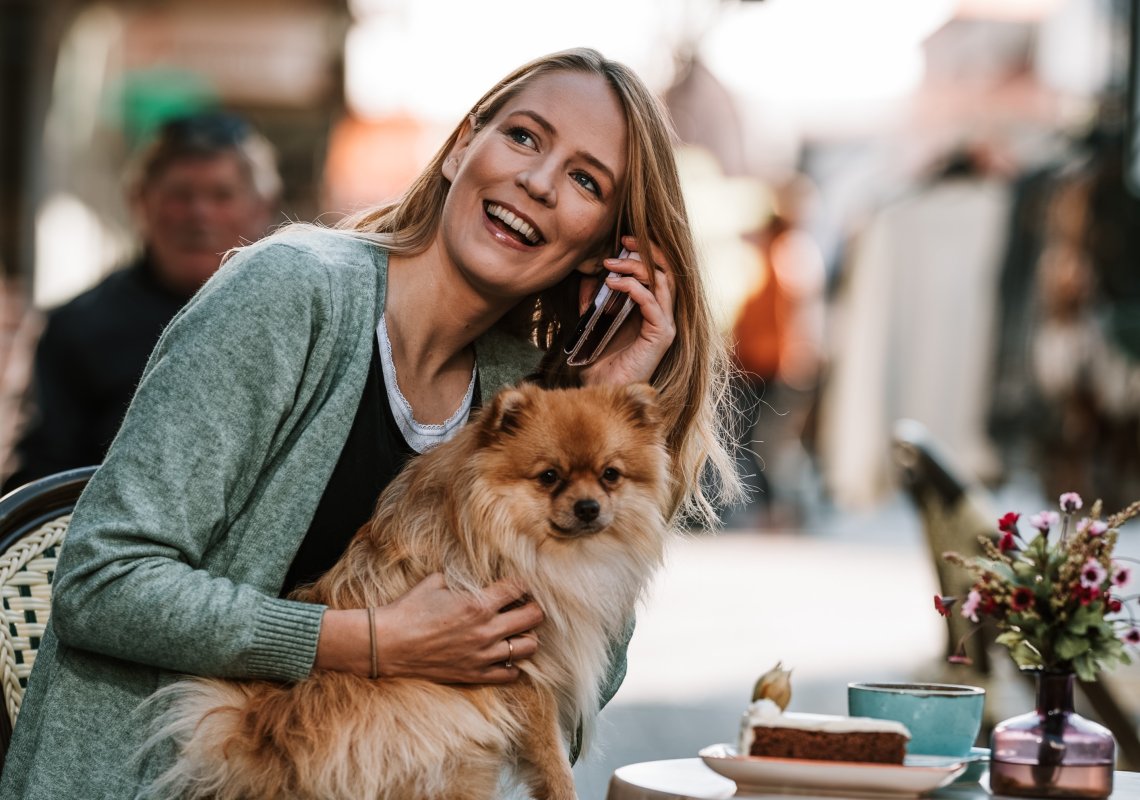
504, 637, 514, 669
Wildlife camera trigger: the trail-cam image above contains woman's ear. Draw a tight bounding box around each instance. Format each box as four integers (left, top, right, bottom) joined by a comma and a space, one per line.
442, 114, 477, 183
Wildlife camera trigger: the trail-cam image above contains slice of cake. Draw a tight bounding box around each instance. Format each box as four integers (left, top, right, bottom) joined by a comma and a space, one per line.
739, 699, 910, 764
738, 663, 910, 764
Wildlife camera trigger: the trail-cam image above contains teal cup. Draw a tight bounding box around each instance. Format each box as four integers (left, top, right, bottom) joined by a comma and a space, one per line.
847, 682, 985, 758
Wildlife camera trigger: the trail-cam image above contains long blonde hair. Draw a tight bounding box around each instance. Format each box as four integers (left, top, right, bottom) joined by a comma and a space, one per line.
341, 48, 741, 527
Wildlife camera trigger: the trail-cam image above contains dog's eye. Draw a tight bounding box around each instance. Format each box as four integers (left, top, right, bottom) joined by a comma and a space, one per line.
602, 467, 621, 484
538, 469, 560, 486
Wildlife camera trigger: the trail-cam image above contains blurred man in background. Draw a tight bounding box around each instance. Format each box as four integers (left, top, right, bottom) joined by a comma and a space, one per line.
2, 112, 281, 492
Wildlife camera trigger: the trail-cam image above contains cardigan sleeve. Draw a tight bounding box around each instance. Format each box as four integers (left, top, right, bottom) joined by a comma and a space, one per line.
49, 241, 346, 682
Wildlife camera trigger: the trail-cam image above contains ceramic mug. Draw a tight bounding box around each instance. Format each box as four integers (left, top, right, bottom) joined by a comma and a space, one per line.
847, 682, 985, 757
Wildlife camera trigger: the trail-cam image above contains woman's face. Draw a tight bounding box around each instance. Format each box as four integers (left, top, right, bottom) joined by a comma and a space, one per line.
440, 70, 628, 302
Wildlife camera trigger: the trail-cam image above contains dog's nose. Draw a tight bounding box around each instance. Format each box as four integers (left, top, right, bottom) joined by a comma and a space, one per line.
574, 499, 601, 523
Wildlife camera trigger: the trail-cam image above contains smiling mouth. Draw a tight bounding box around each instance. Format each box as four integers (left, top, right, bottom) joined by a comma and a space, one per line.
485, 202, 544, 246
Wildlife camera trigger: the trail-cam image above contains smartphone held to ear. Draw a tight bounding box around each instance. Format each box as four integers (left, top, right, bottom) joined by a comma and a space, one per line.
564, 248, 637, 367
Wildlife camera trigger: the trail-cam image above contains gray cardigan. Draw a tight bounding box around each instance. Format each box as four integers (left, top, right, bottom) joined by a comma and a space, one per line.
0, 229, 624, 798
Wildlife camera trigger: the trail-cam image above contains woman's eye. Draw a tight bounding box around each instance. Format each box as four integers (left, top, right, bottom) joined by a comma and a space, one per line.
507, 127, 536, 149
539, 469, 560, 486
573, 172, 600, 196
602, 467, 621, 483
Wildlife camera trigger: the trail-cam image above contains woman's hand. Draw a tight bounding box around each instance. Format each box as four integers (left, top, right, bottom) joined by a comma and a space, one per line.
579, 235, 677, 386
315, 573, 543, 683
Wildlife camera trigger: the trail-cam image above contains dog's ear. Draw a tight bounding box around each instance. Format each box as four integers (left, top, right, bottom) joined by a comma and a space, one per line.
618, 382, 661, 431
480, 386, 531, 440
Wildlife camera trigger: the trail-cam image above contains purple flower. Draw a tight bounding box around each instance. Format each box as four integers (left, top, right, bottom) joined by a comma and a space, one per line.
1080, 558, 1108, 588
1060, 492, 1083, 513
1029, 511, 1059, 532
1077, 518, 1108, 536
1124, 628, 1140, 646
961, 589, 982, 623
1112, 563, 1132, 587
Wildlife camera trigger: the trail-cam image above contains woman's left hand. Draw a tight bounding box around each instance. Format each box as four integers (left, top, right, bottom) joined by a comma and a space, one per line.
579, 235, 676, 386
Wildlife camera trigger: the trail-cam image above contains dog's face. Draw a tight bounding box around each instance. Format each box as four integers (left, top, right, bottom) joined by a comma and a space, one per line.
473, 383, 671, 546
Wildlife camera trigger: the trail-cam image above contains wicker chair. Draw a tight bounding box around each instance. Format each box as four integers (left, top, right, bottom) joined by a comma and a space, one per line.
0, 466, 96, 768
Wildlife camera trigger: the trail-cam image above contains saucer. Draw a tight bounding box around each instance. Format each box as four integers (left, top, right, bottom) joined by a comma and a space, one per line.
955, 747, 990, 783
699, 744, 967, 796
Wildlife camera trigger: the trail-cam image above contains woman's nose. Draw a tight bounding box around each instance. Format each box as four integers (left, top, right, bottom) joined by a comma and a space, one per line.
517, 163, 556, 206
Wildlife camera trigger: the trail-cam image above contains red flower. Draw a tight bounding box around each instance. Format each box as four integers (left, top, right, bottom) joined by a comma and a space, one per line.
934, 595, 956, 617
979, 593, 998, 615
1073, 585, 1101, 606
1125, 628, 1140, 645
998, 512, 1021, 532
1107, 597, 1123, 613
1010, 587, 1035, 611
999, 531, 1018, 553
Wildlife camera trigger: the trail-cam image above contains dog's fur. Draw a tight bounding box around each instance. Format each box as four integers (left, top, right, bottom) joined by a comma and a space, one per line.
141, 383, 672, 800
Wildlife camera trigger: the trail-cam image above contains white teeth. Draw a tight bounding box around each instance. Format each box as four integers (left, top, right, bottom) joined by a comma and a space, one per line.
486, 203, 539, 244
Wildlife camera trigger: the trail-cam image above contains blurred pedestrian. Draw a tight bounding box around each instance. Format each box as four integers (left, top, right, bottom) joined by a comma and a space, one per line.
729, 173, 826, 527
2, 112, 280, 492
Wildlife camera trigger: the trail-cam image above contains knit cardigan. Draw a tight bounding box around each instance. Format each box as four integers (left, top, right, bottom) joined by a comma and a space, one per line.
0, 228, 631, 799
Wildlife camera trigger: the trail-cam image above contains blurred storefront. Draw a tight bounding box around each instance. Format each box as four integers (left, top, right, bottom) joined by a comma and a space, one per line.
3, 0, 347, 307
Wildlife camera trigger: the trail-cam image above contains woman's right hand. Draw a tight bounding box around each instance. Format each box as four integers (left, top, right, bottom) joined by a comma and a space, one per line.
315, 573, 543, 683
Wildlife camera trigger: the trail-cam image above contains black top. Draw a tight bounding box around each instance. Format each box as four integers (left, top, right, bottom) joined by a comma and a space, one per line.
3, 253, 191, 493
280, 339, 480, 596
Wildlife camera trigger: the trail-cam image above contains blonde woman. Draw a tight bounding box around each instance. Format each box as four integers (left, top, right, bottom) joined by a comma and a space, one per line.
1, 48, 740, 798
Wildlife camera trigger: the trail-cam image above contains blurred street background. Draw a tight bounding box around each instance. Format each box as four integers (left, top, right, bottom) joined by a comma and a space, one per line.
2, 1, 1140, 796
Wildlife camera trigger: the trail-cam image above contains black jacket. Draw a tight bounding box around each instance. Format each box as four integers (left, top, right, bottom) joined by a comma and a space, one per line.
3, 253, 190, 492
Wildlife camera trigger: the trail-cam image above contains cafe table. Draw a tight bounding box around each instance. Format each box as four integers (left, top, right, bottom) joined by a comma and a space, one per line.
606, 758, 1140, 800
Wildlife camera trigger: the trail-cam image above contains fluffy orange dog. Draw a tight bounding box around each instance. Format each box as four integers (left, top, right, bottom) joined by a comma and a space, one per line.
143, 382, 672, 800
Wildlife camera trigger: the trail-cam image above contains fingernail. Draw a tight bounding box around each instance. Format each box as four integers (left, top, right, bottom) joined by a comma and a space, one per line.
603, 258, 619, 266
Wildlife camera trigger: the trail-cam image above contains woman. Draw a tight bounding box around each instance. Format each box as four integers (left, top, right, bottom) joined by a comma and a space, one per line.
0, 48, 739, 798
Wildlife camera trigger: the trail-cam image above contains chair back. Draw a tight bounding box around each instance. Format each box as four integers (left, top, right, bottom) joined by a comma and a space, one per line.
890, 420, 996, 670
0, 466, 96, 765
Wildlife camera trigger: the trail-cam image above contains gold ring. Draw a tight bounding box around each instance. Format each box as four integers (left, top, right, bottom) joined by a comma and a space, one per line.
504, 637, 514, 669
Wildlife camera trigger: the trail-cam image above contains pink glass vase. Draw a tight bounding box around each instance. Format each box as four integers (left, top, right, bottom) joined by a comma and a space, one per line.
989, 671, 1115, 799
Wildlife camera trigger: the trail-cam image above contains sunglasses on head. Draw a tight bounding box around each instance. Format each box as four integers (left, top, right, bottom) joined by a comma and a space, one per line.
159, 112, 252, 147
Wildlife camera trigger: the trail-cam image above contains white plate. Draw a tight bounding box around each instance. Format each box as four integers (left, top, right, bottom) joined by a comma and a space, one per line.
699, 744, 967, 797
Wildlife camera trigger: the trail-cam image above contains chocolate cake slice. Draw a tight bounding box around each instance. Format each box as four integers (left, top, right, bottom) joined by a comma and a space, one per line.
739, 701, 910, 764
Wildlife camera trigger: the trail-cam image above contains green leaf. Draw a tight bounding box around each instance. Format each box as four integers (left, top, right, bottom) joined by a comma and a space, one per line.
991, 562, 1016, 582
1013, 561, 1037, 580
1055, 634, 1091, 661
1011, 643, 1043, 668
1074, 653, 1097, 682
995, 631, 1024, 649
1096, 636, 1125, 662
1068, 605, 1100, 635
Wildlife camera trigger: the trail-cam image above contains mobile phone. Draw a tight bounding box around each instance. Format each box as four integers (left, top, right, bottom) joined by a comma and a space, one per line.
564, 248, 637, 367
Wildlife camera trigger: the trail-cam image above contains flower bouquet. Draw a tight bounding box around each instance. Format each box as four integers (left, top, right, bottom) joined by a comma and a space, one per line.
935, 493, 1139, 798
936, 493, 1139, 682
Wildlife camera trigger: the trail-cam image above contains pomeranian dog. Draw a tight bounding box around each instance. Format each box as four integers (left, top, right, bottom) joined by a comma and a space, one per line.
142, 382, 672, 800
